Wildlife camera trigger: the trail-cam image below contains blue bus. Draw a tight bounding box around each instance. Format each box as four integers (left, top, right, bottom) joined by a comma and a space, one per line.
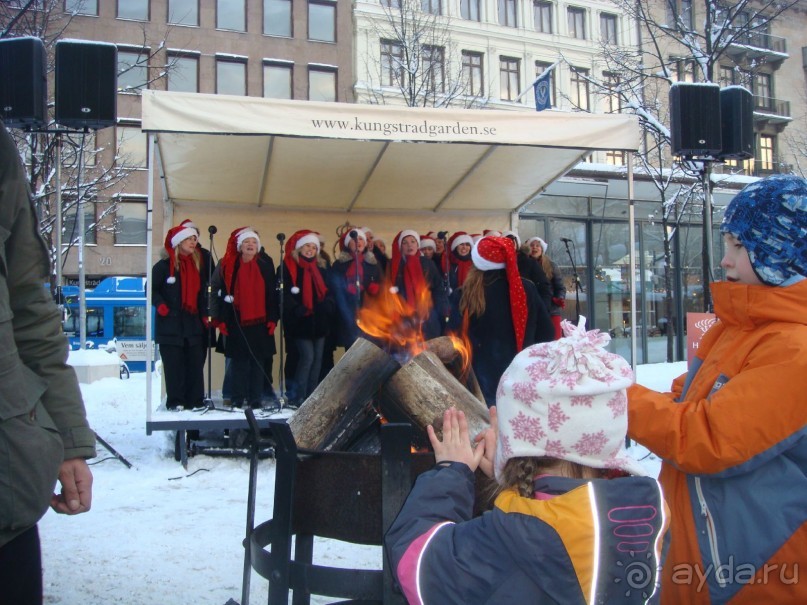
60, 276, 155, 372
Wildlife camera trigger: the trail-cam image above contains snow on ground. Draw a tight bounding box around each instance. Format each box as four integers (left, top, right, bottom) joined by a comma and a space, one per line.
39, 361, 686, 605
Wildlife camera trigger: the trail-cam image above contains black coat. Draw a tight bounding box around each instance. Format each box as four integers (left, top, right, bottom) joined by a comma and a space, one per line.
211, 253, 279, 360
279, 256, 335, 340
151, 255, 208, 347
328, 251, 382, 347
450, 271, 539, 407
391, 255, 450, 340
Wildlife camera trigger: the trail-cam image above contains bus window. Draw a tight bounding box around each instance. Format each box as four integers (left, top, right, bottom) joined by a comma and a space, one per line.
114, 305, 146, 338
62, 307, 104, 337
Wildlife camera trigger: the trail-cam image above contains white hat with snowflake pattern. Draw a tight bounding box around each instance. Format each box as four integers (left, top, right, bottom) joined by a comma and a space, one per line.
494, 317, 646, 480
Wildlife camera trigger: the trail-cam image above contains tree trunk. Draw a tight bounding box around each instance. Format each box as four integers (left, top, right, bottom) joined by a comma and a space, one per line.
288, 338, 400, 450
378, 350, 490, 449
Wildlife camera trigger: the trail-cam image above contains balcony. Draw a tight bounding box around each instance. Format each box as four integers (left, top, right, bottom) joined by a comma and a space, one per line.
753, 95, 792, 125
725, 31, 788, 64
716, 157, 792, 177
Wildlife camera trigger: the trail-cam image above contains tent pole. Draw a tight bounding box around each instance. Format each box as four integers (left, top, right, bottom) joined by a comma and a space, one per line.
146, 133, 155, 425
627, 155, 637, 371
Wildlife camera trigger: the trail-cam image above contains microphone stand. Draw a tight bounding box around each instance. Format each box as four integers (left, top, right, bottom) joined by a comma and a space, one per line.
276, 233, 287, 411
204, 225, 217, 409
563, 240, 583, 325
349, 231, 361, 313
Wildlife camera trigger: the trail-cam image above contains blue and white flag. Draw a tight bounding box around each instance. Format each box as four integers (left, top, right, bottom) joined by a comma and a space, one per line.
533, 66, 556, 112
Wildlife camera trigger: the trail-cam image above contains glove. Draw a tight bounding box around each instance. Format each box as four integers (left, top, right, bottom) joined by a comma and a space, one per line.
366, 282, 380, 296
157, 304, 170, 317
202, 316, 211, 328
218, 322, 229, 337
346, 283, 358, 296
267, 321, 277, 336
552, 297, 566, 309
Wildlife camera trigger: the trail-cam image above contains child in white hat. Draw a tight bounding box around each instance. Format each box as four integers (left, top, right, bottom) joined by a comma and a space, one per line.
387, 318, 669, 604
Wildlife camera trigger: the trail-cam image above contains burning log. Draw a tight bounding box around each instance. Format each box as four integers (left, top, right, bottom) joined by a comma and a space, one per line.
378, 350, 490, 449
425, 336, 485, 403
289, 338, 400, 450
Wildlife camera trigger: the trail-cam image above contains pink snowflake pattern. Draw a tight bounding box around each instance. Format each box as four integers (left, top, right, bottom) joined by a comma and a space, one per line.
607, 391, 627, 418
496, 380, 507, 401
510, 411, 546, 444
552, 369, 583, 390
499, 434, 513, 459
573, 431, 608, 457
620, 365, 634, 379
511, 381, 538, 404
544, 439, 569, 458
525, 361, 551, 381
547, 402, 569, 432
570, 394, 595, 407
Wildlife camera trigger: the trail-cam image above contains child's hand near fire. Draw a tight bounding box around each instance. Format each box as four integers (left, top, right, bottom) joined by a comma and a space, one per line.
427, 408, 486, 473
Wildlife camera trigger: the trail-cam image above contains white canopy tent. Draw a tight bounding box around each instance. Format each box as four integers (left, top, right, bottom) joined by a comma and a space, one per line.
140, 90, 642, 421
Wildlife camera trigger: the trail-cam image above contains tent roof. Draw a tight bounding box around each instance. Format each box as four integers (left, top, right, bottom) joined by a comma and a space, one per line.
141, 90, 641, 214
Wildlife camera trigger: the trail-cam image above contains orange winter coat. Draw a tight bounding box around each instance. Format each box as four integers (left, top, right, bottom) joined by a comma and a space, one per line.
628, 279, 807, 605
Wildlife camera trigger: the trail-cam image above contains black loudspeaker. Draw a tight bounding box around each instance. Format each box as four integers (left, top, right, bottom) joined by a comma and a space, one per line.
719, 87, 754, 160
669, 83, 722, 157
0, 37, 47, 129
55, 40, 117, 129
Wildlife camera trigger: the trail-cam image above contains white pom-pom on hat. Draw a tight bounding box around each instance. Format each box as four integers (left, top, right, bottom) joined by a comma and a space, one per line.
166, 276, 176, 284
224, 295, 234, 303
389, 286, 399, 294
291, 286, 300, 294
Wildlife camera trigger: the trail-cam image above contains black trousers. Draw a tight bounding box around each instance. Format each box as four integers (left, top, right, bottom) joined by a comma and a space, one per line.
160, 340, 205, 409
0, 525, 42, 605
230, 355, 265, 406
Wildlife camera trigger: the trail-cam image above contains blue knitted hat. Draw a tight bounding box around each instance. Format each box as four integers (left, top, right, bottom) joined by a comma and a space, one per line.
720, 175, 807, 285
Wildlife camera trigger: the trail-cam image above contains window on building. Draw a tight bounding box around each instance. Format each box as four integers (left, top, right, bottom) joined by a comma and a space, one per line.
753, 72, 772, 108
602, 71, 621, 113
63, 199, 97, 246
381, 40, 405, 87
600, 13, 617, 43
423, 46, 445, 94
166, 54, 199, 92
567, 7, 586, 39
118, 49, 149, 92
570, 67, 589, 110
309, 67, 336, 102
168, 0, 198, 25
65, 0, 98, 15
666, 0, 692, 30
264, 0, 292, 36
672, 57, 696, 82
382, 0, 401, 8
534, 61, 555, 105
462, 51, 484, 97
534, 1, 552, 33
309, 1, 336, 42
498, 0, 517, 27
115, 197, 147, 245
117, 123, 148, 169
605, 150, 625, 166
117, 0, 149, 20
217, 0, 246, 30
718, 65, 735, 87
62, 131, 98, 168
421, 0, 441, 15
500, 56, 520, 101
264, 62, 293, 99
461, 0, 480, 21
758, 134, 774, 172
216, 59, 247, 95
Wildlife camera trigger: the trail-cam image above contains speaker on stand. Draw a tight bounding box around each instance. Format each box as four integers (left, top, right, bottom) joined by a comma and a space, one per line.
55, 40, 117, 130
718, 87, 754, 161
669, 83, 722, 158
0, 37, 47, 129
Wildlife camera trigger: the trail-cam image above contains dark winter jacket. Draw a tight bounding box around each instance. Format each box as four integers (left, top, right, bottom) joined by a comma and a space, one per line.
391, 255, 450, 340
547, 258, 566, 317
449, 271, 539, 407
328, 250, 382, 347
386, 462, 669, 605
517, 250, 552, 311
280, 255, 336, 340
210, 253, 279, 360
0, 121, 95, 548
151, 255, 209, 347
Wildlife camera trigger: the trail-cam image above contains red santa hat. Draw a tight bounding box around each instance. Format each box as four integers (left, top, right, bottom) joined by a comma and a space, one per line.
448, 231, 474, 253
503, 230, 521, 247
339, 228, 367, 252
483, 229, 502, 238
471, 236, 528, 350
163, 225, 198, 284
526, 236, 547, 252
471, 233, 483, 244
285, 230, 320, 294
419, 236, 436, 251
236, 229, 260, 252
388, 229, 420, 293
179, 218, 200, 236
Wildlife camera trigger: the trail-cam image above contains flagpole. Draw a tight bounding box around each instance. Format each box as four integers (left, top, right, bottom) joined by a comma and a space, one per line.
514, 60, 560, 103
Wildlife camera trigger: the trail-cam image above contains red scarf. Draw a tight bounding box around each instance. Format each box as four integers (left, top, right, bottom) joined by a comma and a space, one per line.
178, 253, 200, 314
453, 256, 473, 287
403, 255, 429, 311
234, 257, 266, 326
300, 256, 328, 313
345, 256, 364, 289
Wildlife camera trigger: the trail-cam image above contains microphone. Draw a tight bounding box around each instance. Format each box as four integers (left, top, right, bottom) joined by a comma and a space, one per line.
560, 237, 573, 243
276, 232, 285, 242
208, 225, 217, 235
349, 230, 358, 240
437, 230, 448, 240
